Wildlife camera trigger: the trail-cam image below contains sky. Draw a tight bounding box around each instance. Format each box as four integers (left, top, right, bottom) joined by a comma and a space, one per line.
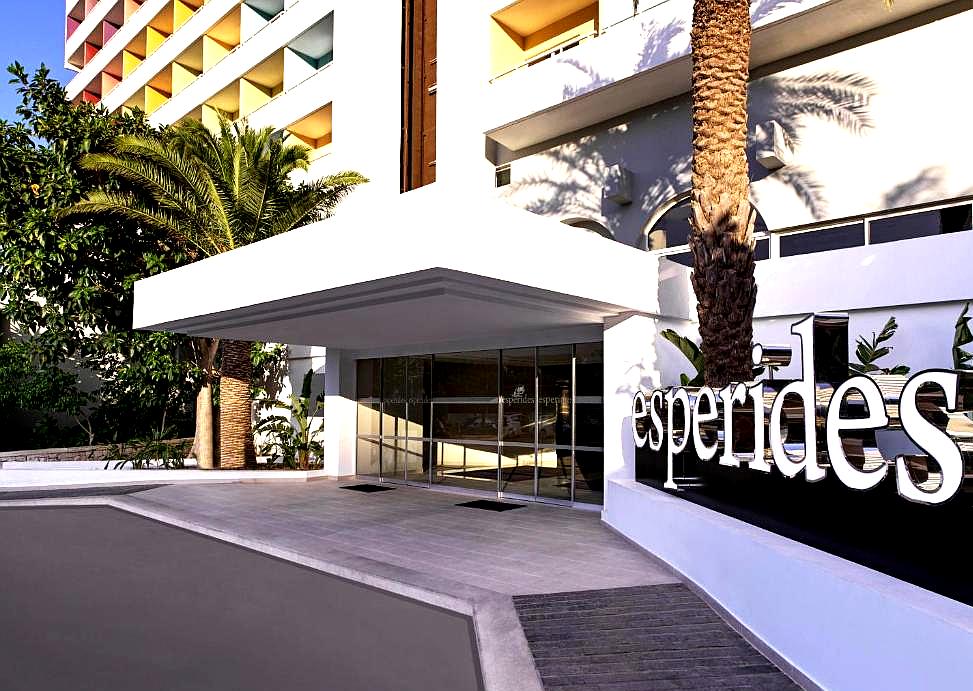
0, 2, 75, 121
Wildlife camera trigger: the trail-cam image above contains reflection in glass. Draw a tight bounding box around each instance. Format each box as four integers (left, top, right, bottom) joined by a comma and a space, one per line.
575, 343, 602, 397
574, 450, 604, 504
538, 345, 572, 447
381, 437, 408, 482
500, 443, 535, 497
432, 404, 498, 440
502, 348, 535, 444
356, 358, 382, 399
382, 357, 408, 439
406, 437, 427, 483
536, 446, 572, 501
357, 437, 381, 477
779, 223, 864, 256
575, 403, 603, 449
407, 355, 432, 439
356, 401, 381, 437
433, 351, 499, 398
432, 442, 499, 491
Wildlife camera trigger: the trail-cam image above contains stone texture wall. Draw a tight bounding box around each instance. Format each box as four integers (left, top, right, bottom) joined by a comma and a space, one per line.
0, 439, 193, 463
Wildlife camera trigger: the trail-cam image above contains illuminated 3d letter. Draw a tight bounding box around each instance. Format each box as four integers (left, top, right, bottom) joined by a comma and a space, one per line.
769, 316, 826, 481
649, 390, 665, 452
692, 387, 719, 461
826, 376, 889, 490
896, 370, 963, 505
632, 391, 648, 449
665, 387, 691, 490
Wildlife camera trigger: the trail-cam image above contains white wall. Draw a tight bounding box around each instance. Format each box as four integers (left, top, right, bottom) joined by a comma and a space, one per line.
499, 9, 973, 246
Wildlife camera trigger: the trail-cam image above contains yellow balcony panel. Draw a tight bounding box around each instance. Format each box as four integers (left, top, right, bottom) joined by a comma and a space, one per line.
205, 81, 240, 123
491, 0, 598, 77
202, 35, 234, 71
239, 78, 273, 118
145, 26, 170, 57
122, 50, 144, 78
144, 85, 171, 115
172, 62, 201, 95
173, 0, 200, 31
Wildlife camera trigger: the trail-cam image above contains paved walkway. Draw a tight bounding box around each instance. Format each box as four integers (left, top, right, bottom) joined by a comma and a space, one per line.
120, 481, 678, 596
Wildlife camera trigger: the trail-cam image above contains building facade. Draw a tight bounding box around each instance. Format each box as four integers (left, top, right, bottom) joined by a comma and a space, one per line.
69, 0, 973, 688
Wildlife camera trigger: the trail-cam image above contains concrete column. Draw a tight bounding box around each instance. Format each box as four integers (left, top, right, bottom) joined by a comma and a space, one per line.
604, 312, 681, 485
321, 348, 357, 477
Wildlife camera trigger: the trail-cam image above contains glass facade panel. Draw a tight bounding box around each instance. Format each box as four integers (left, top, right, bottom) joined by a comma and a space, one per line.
779, 223, 865, 257
574, 450, 604, 505
432, 441, 499, 491
538, 345, 573, 448
357, 437, 381, 477
502, 348, 535, 444
536, 446, 572, 501
432, 404, 498, 441
356, 343, 603, 504
870, 205, 972, 245
500, 443, 535, 497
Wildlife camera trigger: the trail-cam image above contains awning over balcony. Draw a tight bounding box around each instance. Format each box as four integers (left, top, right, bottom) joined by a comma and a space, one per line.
133, 185, 691, 350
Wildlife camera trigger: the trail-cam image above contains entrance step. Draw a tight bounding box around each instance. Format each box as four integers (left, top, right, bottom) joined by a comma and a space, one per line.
513, 584, 802, 690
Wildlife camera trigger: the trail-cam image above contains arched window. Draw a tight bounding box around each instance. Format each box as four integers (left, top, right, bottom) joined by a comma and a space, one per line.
562, 217, 613, 240
642, 193, 769, 266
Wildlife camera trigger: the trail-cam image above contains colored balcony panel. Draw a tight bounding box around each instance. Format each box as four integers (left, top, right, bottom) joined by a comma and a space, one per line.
100, 71, 122, 97
144, 84, 172, 115
285, 102, 332, 160
288, 13, 333, 69
81, 90, 100, 105
68, 0, 86, 22
239, 49, 283, 116
145, 26, 171, 56
240, 0, 283, 41
83, 42, 100, 66
101, 20, 120, 44
123, 0, 144, 22
173, 0, 203, 32
67, 16, 82, 40
84, 0, 100, 15
490, 0, 598, 78
172, 61, 201, 95
205, 82, 240, 123
202, 7, 241, 71
122, 50, 144, 77
67, 45, 86, 70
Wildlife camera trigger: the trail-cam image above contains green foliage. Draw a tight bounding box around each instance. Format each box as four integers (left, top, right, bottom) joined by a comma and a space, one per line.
849, 316, 911, 376
953, 303, 973, 371
0, 64, 197, 444
0, 340, 88, 449
62, 114, 367, 260
661, 329, 705, 387
104, 428, 190, 469
255, 369, 323, 470
251, 342, 287, 402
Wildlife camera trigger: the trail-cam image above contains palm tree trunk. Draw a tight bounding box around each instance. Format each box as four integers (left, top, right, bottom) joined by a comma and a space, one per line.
219, 339, 256, 469
689, 0, 757, 388
191, 337, 219, 469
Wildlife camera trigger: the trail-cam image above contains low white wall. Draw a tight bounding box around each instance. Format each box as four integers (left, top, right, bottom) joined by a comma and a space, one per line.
604, 479, 973, 691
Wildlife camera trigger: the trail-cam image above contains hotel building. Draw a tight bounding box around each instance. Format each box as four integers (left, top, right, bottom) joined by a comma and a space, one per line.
66, 0, 973, 688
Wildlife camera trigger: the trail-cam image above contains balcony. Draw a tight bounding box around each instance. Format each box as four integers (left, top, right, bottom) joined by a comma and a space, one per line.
485, 0, 954, 151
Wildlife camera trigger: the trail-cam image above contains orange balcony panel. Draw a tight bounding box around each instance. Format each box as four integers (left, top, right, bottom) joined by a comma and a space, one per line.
100, 72, 122, 97
84, 0, 99, 14
124, 0, 144, 22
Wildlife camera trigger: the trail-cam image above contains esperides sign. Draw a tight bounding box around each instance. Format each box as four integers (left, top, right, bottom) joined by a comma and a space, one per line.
632, 316, 972, 505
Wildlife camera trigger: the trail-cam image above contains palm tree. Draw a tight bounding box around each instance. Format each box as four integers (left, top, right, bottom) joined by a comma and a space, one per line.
62, 116, 366, 469
689, 0, 890, 387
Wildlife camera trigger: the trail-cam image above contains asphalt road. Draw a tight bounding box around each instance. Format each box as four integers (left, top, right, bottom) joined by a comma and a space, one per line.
0, 506, 483, 691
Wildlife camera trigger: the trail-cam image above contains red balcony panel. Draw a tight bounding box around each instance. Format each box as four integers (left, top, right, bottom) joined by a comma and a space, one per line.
81, 90, 100, 105
84, 42, 100, 66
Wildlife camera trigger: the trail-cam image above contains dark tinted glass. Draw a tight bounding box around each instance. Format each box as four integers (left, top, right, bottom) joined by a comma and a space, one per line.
433, 351, 499, 399
649, 200, 692, 249
407, 355, 431, 432
575, 403, 603, 449
575, 343, 603, 397
502, 348, 535, 444
779, 223, 865, 257
666, 252, 693, 267
870, 205, 973, 244
432, 404, 498, 441
356, 359, 381, 399
538, 345, 572, 447
755, 238, 769, 260
383, 356, 408, 428
574, 450, 604, 504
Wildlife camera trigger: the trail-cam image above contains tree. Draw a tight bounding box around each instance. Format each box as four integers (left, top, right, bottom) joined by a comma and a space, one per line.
687, 0, 757, 387
63, 116, 365, 468
0, 64, 199, 444
688, 1, 891, 387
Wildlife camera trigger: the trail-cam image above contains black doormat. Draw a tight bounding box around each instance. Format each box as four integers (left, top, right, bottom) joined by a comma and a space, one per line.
340, 484, 395, 493
455, 499, 525, 512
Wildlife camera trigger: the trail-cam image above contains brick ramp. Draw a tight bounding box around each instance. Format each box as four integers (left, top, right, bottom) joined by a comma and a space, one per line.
514, 584, 801, 690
